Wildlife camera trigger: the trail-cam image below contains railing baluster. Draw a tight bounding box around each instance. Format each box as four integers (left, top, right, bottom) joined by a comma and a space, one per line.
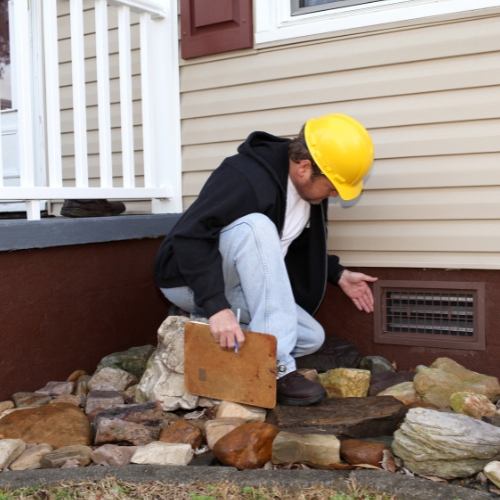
118, 5, 135, 188
43, 0, 63, 188
140, 12, 153, 188
70, 0, 89, 188
95, 0, 113, 188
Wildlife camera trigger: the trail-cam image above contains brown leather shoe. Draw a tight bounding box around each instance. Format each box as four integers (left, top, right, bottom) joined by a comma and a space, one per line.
276, 370, 327, 406
60, 199, 126, 218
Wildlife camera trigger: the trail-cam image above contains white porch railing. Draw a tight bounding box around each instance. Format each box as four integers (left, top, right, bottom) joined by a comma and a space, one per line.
0, 0, 182, 220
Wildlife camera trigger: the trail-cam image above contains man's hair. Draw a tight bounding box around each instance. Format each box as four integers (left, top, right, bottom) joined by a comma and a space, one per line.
289, 125, 324, 178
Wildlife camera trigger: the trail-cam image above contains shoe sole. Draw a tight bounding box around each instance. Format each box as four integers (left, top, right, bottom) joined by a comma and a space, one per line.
60, 208, 124, 218
277, 391, 327, 406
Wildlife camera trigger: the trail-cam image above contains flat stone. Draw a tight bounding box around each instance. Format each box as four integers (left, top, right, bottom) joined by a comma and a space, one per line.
340, 439, 388, 467
450, 391, 496, 419
318, 369, 371, 398
9, 443, 53, 470
407, 401, 439, 410
369, 371, 416, 397
0, 401, 14, 413
0, 403, 91, 449
359, 356, 396, 375
12, 393, 51, 409
131, 442, 193, 466
66, 370, 87, 383
91, 444, 138, 467
272, 431, 340, 469
88, 367, 138, 393
205, 418, 246, 449
484, 461, 500, 489
92, 401, 162, 428
216, 401, 267, 423
267, 396, 408, 439
50, 395, 82, 407
377, 382, 422, 404
85, 390, 124, 414
40, 445, 92, 468
0, 439, 26, 468
94, 418, 159, 446
96, 345, 156, 379
295, 335, 361, 372
73, 375, 91, 397
297, 369, 318, 382
159, 420, 203, 449
213, 422, 280, 469
393, 408, 500, 479
35, 382, 74, 397
413, 358, 500, 408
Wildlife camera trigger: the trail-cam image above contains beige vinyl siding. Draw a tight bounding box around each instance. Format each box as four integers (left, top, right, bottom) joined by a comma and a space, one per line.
179, 12, 500, 270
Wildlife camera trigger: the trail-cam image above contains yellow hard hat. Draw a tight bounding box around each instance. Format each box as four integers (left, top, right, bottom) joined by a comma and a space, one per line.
304, 114, 374, 200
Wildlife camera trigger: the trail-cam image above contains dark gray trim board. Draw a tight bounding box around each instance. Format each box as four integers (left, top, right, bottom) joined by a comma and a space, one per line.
0, 214, 182, 251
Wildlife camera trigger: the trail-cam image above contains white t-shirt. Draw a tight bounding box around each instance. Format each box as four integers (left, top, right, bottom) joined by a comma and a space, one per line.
281, 176, 311, 257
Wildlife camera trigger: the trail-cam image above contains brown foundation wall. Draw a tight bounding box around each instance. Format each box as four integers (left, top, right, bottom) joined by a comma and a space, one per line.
315, 268, 500, 380
0, 238, 170, 401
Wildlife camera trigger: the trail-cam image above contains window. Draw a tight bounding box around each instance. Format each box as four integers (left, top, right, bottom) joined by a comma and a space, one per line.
291, 0, 382, 16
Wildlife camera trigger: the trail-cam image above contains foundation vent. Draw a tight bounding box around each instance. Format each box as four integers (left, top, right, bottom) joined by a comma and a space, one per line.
374, 281, 485, 350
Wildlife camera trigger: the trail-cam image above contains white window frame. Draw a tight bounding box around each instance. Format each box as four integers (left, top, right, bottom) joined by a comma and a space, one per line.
254, 0, 500, 45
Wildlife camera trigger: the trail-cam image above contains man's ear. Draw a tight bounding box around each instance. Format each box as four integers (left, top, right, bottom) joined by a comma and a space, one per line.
297, 159, 312, 178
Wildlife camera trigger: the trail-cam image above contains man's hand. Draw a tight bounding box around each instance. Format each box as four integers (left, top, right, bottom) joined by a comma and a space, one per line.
208, 308, 246, 351
338, 269, 378, 313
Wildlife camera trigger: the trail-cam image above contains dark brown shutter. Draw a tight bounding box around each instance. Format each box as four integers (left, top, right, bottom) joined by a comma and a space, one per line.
180, 0, 253, 60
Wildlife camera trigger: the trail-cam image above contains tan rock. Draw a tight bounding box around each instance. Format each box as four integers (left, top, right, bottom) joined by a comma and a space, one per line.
0, 403, 91, 449
297, 369, 319, 382
205, 417, 245, 449
121, 384, 138, 400
377, 382, 422, 404
9, 443, 53, 470
88, 367, 138, 393
0, 401, 14, 413
50, 395, 82, 407
340, 439, 388, 466
318, 368, 371, 398
159, 420, 203, 449
94, 418, 158, 446
484, 461, 500, 488
67, 370, 87, 383
216, 401, 266, 423
450, 392, 496, 419
131, 442, 193, 466
73, 375, 91, 397
213, 422, 280, 469
35, 382, 74, 397
272, 432, 340, 469
91, 444, 137, 466
413, 358, 500, 408
40, 445, 92, 468
0, 439, 26, 468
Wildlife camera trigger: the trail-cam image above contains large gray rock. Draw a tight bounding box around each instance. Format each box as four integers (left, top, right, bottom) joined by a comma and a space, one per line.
359, 356, 396, 375
136, 317, 215, 411
393, 408, 500, 479
96, 345, 156, 379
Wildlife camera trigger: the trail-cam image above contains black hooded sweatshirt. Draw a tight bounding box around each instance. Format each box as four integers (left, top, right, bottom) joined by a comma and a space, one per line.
154, 132, 344, 318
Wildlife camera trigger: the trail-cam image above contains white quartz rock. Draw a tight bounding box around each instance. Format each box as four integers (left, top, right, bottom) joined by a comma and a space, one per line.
0, 439, 26, 468
216, 401, 266, 423
484, 461, 500, 488
131, 442, 193, 466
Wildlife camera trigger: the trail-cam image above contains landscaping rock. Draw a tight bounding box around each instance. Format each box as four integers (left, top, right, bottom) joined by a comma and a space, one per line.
413, 358, 500, 408
484, 461, 500, 489
159, 420, 203, 449
407, 401, 439, 410
272, 431, 340, 469
318, 368, 371, 398
122, 385, 138, 400
0, 401, 14, 413
0, 403, 91, 449
9, 443, 53, 470
377, 382, 421, 404
135, 316, 200, 411
96, 345, 156, 379
297, 369, 318, 382
340, 439, 388, 466
91, 402, 163, 430
12, 393, 51, 409
35, 382, 74, 397
85, 390, 124, 414
131, 442, 193, 466
50, 395, 82, 407
40, 445, 92, 468
188, 450, 219, 466
483, 415, 500, 427
216, 401, 266, 423
94, 418, 159, 446
91, 444, 137, 466
359, 356, 396, 374
369, 371, 415, 396
213, 422, 280, 469
73, 375, 91, 397
66, 370, 87, 383
205, 418, 246, 449
267, 396, 407, 439
88, 367, 138, 393
450, 392, 496, 419
0, 439, 26, 468
295, 335, 361, 372
393, 408, 500, 479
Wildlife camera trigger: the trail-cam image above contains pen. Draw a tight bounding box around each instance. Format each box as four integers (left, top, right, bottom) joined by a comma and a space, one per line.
235, 308, 240, 356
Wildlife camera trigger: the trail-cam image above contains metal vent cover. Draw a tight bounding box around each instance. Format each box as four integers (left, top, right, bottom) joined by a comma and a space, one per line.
374, 281, 485, 350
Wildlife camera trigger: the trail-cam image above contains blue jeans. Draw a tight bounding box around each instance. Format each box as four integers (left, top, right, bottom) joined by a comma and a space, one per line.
160, 213, 325, 375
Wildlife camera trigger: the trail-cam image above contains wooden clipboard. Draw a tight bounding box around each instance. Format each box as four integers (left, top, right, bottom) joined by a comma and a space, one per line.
184, 321, 277, 409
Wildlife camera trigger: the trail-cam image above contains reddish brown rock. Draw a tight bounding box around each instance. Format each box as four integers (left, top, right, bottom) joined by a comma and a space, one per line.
87, 407, 106, 424
91, 444, 138, 466
407, 401, 439, 410
159, 420, 203, 449
213, 422, 280, 469
92, 402, 162, 429
50, 395, 82, 407
67, 370, 87, 383
94, 417, 159, 446
0, 403, 91, 449
340, 439, 388, 466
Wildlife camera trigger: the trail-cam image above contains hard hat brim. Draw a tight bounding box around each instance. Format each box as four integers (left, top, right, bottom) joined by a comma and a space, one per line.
333, 179, 363, 201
